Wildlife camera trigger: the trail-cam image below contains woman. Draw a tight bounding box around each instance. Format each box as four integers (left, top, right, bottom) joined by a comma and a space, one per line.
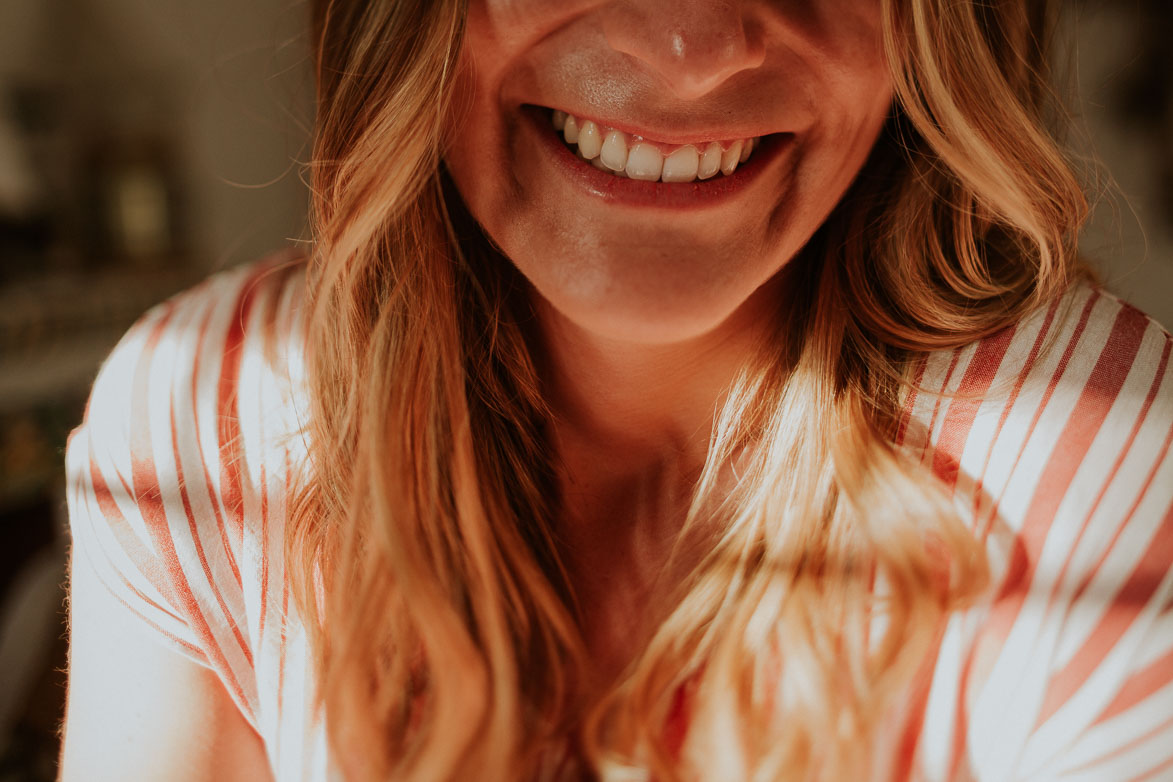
58, 0, 1172, 781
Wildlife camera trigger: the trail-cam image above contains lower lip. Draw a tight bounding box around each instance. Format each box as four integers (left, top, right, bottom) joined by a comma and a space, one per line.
520, 105, 792, 210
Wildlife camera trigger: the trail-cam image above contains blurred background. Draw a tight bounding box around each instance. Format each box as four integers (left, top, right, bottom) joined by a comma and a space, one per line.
0, 1, 1170, 779
0, 1, 310, 778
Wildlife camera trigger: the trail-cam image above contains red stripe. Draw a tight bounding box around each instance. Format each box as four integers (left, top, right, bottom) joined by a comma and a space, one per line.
75, 498, 198, 641
277, 447, 294, 718
1134, 755, 1173, 782
950, 296, 1100, 739
116, 573, 188, 628
918, 349, 963, 465
169, 398, 255, 670
1096, 638, 1173, 726
970, 299, 1061, 530
1034, 340, 1172, 724
931, 324, 1017, 492
971, 295, 1142, 680
277, 579, 290, 718
1039, 495, 1173, 726
258, 455, 270, 642
190, 302, 244, 592
1075, 712, 1173, 777
975, 293, 1099, 541
87, 458, 185, 612
217, 267, 265, 570
112, 583, 207, 660
949, 665, 973, 782
73, 312, 207, 656
1067, 338, 1173, 612
885, 628, 947, 782
1011, 303, 1149, 571
127, 304, 250, 710
895, 356, 929, 446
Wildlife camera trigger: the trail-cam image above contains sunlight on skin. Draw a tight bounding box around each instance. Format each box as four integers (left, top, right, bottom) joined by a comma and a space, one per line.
443, 0, 893, 673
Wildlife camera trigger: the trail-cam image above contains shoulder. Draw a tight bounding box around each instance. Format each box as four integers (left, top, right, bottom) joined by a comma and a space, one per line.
65, 251, 309, 726
904, 282, 1171, 619
904, 283, 1171, 534
908, 280, 1173, 585
80, 251, 308, 482
907, 288, 1173, 779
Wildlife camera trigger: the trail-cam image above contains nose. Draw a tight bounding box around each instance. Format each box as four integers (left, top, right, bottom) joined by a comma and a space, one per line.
600, 1, 765, 100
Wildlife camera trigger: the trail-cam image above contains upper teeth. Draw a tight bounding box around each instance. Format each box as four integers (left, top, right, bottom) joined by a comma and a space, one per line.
551, 109, 760, 183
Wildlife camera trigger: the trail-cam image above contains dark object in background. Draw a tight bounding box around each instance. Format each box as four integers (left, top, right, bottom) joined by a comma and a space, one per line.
0, 86, 54, 284
0, 214, 53, 285
78, 129, 185, 271
0, 493, 66, 782
0, 78, 188, 282
1111, 0, 1173, 222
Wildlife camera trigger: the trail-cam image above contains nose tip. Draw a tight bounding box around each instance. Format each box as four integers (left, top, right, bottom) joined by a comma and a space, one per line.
602, 2, 765, 100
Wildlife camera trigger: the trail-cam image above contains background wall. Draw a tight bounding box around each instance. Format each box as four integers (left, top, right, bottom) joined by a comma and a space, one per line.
0, 2, 313, 779
0, 0, 312, 276
1066, 1, 1173, 328
0, 2, 1169, 780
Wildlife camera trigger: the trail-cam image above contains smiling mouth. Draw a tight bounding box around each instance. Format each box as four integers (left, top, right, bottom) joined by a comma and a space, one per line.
548, 108, 764, 184
521, 104, 792, 209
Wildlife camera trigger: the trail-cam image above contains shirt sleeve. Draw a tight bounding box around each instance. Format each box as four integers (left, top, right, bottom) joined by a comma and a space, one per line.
1015, 311, 1173, 782
1016, 433, 1173, 779
65, 301, 210, 660
980, 304, 1173, 782
64, 272, 263, 729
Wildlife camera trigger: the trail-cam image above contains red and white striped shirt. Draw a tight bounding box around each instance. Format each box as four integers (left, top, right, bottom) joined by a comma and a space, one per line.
65, 256, 1173, 781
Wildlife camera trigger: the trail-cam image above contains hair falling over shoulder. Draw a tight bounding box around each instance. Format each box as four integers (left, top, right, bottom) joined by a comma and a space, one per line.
287, 1, 1089, 780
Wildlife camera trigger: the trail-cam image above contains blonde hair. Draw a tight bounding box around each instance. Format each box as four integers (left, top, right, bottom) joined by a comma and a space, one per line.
289, 1, 1088, 780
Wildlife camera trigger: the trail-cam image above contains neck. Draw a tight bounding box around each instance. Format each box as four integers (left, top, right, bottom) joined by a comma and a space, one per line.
526, 275, 785, 671
537, 276, 783, 555
532, 275, 784, 485
542, 323, 743, 472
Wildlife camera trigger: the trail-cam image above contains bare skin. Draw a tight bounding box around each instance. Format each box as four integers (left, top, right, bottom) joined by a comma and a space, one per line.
443, 0, 893, 681
535, 270, 786, 683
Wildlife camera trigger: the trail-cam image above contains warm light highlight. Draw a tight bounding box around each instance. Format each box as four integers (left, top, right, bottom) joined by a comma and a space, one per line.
287, 1, 1089, 780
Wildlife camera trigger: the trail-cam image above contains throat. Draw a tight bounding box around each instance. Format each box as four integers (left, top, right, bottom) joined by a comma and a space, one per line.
559, 511, 701, 689
574, 576, 661, 688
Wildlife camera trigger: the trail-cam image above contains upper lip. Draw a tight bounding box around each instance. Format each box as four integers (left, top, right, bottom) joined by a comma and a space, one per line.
533, 103, 779, 146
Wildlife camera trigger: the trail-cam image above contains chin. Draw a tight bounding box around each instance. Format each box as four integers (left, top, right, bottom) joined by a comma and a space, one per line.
507, 228, 785, 345
534, 274, 753, 346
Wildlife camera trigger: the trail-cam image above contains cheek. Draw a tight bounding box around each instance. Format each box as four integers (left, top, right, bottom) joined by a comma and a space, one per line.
442, 51, 517, 229
797, 6, 893, 191
789, 0, 892, 121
